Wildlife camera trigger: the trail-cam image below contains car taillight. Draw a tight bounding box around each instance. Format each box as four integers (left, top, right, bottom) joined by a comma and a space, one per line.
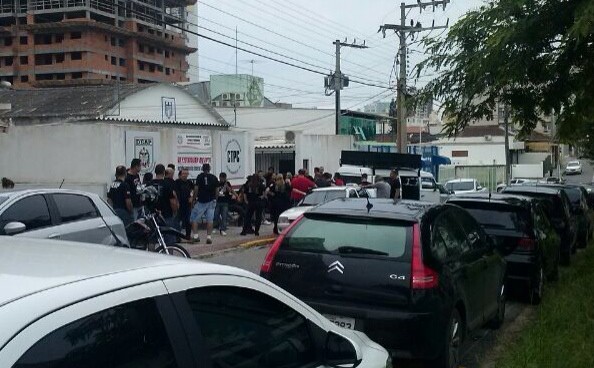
260, 215, 304, 274
517, 237, 536, 251
411, 223, 439, 289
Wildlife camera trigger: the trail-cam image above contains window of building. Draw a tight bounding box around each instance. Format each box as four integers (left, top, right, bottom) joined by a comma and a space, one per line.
34, 34, 52, 45
148, 46, 154, 54
55, 33, 64, 43
70, 31, 82, 39
34, 54, 52, 65
138, 61, 144, 71
172, 69, 175, 74
451, 151, 469, 158
120, 77, 126, 81
164, 50, 169, 58
104, 54, 108, 61
56, 73, 65, 80
55, 53, 64, 63
104, 35, 108, 42
4, 37, 12, 46
138, 43, 144, 53
118, 38, 124, 47
71, 52, 82, 60
148, 64, 155, 72
157, 65, 163, 72
165, 67, 170, 75
110, 36, 116, 46
157, 48, 162, 54
35, 74, 54, 81
20, 75, 28, 83
111, 56, 116, 65
111, 75, 117, 80
19, 56, 28, 65
119, 58, 125, 66
19, 36, 27, 45
72, 72, 83, 79
13, 298, 178, 368
5, 56, 13, 66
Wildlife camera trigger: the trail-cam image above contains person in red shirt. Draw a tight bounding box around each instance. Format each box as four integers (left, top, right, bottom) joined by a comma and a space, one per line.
333, 172, 345, 186
291, 169, 316, 205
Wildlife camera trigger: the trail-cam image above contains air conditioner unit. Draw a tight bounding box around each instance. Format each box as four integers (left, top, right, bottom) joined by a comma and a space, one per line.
222, 101, 229, 107
484, 135, 492, 141
222, 93, 230, 101
235, 93, 243, 100
211, 101, 219, 107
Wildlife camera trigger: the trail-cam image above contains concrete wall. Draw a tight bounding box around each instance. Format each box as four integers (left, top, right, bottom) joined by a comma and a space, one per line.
295, 134, 354, 175
518, 152, 550, 164
436, 140, 507, 166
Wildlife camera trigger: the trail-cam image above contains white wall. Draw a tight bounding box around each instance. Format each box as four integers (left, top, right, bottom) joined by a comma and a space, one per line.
437, 141, 507, 165
216, 107, 336, 140
295, 134, 355, 175
518, 152, 549, 164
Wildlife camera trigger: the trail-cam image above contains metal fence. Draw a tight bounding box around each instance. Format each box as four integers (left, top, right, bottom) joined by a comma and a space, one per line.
438, 165, 506, 191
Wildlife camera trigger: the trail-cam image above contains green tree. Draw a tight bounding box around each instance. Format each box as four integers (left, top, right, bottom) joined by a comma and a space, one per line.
416, 0, 594, 144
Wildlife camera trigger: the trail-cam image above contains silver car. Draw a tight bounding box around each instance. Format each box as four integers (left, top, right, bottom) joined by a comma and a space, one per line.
0, 189, 128, 245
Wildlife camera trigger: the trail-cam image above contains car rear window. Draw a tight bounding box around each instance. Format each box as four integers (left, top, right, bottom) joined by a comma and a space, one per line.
446, 181, 474, 191
282, 216, 410, 258
452, 203, 529, 232
564, 188, 581, 206
301, 191, 344, 206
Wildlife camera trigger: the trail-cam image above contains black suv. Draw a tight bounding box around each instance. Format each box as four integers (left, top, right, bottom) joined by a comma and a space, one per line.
448, 193, 560, 304
260, 199, 506, 368
502, 185, 576, 265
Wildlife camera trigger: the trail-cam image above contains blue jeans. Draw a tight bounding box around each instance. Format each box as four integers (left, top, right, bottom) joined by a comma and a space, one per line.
190, 200, 216, 224
214, 202, 229, 231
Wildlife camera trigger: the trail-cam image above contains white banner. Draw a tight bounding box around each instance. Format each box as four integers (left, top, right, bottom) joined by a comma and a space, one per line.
220, 132, 246, 180
175, 131, 212, 178
125, 131, 160, 175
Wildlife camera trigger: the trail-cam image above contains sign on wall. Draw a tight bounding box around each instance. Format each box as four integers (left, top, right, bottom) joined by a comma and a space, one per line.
220, 132, 245, 180
126, 131, 161, 175
162, 97, 176, 121
175, 131, 212, 178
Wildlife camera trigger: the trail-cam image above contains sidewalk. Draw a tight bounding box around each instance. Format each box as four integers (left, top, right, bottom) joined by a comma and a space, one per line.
183, 224, 277, 259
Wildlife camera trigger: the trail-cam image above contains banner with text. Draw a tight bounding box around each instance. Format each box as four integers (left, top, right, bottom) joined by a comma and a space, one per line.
126, 130, 161, 175
220, 132, 246, 180
175, 131, 213, 178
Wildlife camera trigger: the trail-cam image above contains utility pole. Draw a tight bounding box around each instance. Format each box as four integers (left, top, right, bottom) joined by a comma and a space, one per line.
329, 39, 368, 135
380, 0, 450, 153
504, 101, 510, 185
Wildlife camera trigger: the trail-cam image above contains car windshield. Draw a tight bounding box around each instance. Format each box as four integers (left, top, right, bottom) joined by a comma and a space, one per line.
568, 161, 580, 167
446, 181, 475, 191
282, 216, 410, 258
564, 188, 582, 206
0, 196, 8, 206
452, 203, 529, 232
300, 190, 345, 206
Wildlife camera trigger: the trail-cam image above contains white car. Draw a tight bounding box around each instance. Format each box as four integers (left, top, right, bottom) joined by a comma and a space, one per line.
0, 189, 128, 245
0, 237, 390, 368
565, 160, 583, 175
445, 178, 486, 194
496, 178, 538, 192
278, 186, 375, 231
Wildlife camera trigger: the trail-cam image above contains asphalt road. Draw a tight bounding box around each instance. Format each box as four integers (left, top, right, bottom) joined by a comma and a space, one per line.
206, 245, 527, 368
561, 158, 593, 185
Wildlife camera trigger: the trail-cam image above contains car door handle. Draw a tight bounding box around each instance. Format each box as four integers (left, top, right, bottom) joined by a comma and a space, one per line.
48, 233, 61, 239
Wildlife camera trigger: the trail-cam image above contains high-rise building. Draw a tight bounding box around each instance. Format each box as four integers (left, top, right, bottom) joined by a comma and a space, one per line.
0, 0, 196, 87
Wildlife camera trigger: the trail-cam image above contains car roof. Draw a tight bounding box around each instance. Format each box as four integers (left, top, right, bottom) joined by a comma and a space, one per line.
308, 198, 436, 221
0, 188, 100, 200
445, 178, 476, 183
0, 237, 251, 309
502, 185, 563, 196
312, 186, 349, 192
447, 193, 535, 208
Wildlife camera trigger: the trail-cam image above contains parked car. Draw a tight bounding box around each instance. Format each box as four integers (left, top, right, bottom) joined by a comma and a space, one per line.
0, 237, 390, 368
420, 173, 450, 203
445, 178, 486, 194
261, 198, 506, 368
496, 178, 536, 193
447, 193, 560, 304
564, 160, 583, 175
502, 185, 576, 265
277, 186, 375, 231
0, 189, 128, 246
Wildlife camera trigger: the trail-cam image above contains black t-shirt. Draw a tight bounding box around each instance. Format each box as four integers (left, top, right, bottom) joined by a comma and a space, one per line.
269, 183, 292, 206
195, 173, 219, 203
152, 178, 176, 218
390, 177, 402, 199
217, 181, 234, 203
107, 179, 130, 211
125, 172, 141, 207
244, 183, 266, 203
175, 179, 193, 210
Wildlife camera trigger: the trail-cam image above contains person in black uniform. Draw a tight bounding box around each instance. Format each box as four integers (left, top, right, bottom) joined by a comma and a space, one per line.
151, 164, 179, 245
267, 175, 292, 235
107, 165, 133, 226
175, 169, 193, 239
125, 159, 142, 219
241, 174, 266, 236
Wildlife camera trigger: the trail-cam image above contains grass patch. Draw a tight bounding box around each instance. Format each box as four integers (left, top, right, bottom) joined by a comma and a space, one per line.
495, 245, 594, 368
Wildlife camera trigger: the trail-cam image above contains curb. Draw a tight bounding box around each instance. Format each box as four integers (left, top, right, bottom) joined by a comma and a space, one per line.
239, 237, 276, 249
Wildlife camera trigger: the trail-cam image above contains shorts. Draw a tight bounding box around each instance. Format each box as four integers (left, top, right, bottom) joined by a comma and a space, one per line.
190, 200, 216, 223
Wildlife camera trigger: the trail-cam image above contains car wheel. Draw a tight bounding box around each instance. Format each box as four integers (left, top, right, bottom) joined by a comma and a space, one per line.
530, 265, 544, 305
430, 309, 463, 368
488, 284, 506, 329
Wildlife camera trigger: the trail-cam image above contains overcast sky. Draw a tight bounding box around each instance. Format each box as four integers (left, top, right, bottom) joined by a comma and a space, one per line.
189, 0, 485, 109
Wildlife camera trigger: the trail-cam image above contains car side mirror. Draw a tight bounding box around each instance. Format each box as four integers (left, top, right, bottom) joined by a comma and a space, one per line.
324, 331, 361, 368
4, 222, 26, 235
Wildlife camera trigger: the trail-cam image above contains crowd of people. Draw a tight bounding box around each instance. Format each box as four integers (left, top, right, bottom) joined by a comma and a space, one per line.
106, 160, 403, 245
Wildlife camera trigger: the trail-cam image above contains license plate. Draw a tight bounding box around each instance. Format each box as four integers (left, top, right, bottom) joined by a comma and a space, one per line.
324, 314, 356, 330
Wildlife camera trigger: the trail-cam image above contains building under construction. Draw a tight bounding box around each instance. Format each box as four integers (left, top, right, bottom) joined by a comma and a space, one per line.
0, 0, 196, 87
